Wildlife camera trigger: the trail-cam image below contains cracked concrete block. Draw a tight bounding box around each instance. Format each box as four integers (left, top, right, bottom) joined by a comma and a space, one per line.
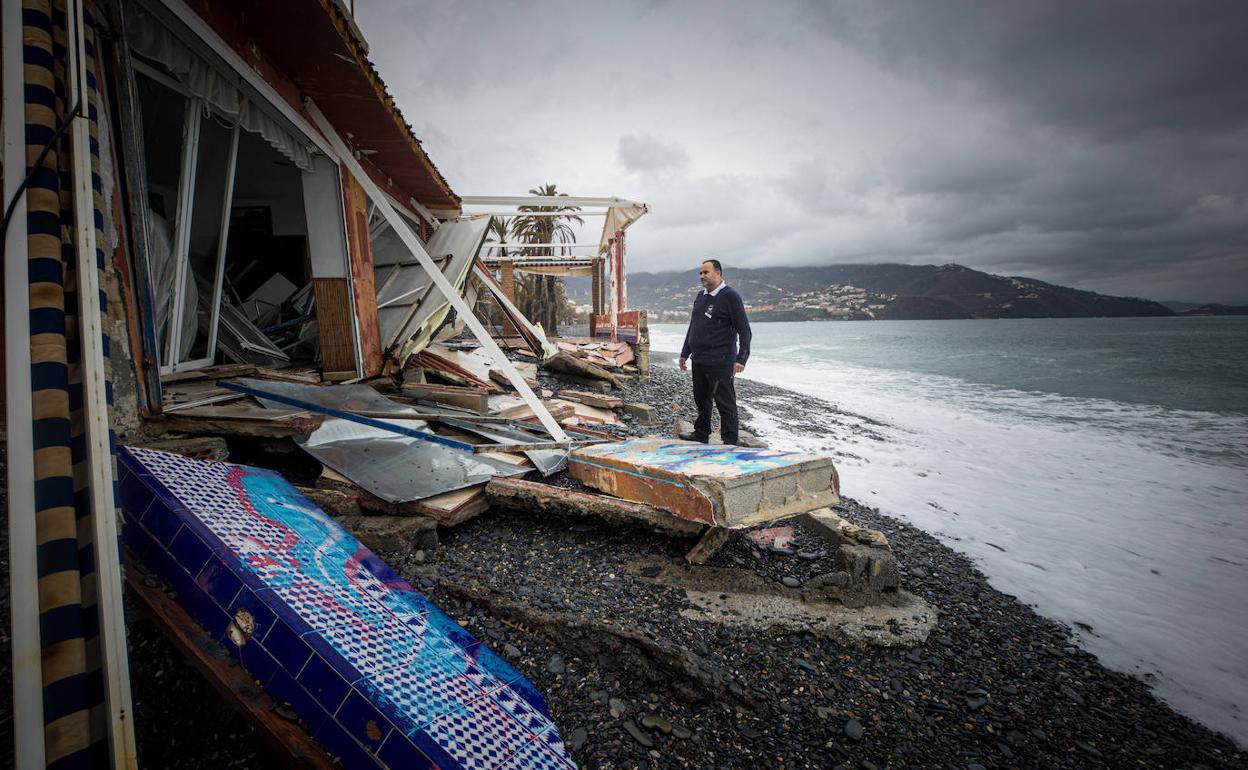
836, 544, 900, 591
802, 507, 891, 549
624, 402, 660, 425
570, 439, 840, 528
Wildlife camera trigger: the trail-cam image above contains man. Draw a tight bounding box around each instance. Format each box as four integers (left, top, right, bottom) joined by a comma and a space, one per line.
679, 259, 752, 445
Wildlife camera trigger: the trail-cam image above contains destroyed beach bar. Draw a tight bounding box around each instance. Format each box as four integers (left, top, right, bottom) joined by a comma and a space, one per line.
2, 0, 853, 766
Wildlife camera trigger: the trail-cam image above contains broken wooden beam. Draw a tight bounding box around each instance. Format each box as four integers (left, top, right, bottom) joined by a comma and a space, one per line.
543, 350, 624, 389
399, 381, 490, 412
484, 476, 703, 535
556, 389, 623, 409
570, 438, 841, 528
685, 526, 734, 565
124, 564, 337, 769
160, 362, 258, 385
154, 405, 325, 438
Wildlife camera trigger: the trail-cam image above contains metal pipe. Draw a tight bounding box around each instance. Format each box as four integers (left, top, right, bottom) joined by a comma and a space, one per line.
460, 195, 644, 208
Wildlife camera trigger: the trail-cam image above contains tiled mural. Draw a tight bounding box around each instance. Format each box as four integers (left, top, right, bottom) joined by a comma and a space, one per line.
119, 446, 575, 769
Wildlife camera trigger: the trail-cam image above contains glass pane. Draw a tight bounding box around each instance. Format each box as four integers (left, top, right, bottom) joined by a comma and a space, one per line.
182, 113, 235, 361
134, 74, 188, 365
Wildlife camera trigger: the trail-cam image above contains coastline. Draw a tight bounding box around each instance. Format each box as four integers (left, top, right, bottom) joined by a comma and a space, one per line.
2, 361, 1245, 768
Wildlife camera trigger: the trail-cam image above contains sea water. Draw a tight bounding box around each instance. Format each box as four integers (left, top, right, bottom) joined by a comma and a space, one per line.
650, 316, 1248, 745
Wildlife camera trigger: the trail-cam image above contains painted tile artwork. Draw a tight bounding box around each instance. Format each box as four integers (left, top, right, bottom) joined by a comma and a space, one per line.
118, 446, 576, 770
572, 439, 827, 477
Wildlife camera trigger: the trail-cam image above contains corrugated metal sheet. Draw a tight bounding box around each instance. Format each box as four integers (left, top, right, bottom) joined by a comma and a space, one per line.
373, 216, 490, 359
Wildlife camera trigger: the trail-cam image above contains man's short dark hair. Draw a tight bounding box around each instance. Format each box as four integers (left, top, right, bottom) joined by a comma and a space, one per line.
702, 258, 723, 273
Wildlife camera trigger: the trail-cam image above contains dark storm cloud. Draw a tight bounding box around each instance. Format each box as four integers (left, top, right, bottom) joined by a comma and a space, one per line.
818, 1, 1248, 139
357, 1, 1248, 303
800, 0, 1248, 301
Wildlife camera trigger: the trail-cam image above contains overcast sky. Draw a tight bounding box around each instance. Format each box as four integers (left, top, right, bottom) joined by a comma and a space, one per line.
356, 1, 1248, 303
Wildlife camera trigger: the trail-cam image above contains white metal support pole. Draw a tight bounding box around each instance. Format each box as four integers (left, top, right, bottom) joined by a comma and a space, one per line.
4, 0, 47, 763
205, 126, 240, 355
607, 236, 619, 341
305, 101, 569, 442
65, 1, 139, 766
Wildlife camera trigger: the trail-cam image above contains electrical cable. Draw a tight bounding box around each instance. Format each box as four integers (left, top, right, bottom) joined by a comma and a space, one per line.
1, 2, 87, 262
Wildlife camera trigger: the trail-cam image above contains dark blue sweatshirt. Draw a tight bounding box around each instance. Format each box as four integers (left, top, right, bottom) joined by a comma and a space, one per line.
680, 284, 752, 366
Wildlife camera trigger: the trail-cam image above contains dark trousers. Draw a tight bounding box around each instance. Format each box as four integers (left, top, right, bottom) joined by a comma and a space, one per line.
691, 363, 738, 444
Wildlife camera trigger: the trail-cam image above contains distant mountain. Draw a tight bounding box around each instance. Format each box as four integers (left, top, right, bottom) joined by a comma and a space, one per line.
1162, 300, 1205, 312
1177, 303, 1248, 316
568, 263, 1175, 321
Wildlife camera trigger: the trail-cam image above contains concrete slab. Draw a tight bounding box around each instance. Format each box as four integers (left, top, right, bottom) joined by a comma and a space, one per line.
569, 438, 840, 528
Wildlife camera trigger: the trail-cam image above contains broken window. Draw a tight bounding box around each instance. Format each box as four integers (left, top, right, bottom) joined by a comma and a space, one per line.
123, 7, 352, 376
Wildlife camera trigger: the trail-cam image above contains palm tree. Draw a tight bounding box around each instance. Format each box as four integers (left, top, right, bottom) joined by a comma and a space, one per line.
510, 184, 583, 336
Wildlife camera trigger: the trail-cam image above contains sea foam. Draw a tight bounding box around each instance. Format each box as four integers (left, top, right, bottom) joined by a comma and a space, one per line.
651, 325, 1248, 745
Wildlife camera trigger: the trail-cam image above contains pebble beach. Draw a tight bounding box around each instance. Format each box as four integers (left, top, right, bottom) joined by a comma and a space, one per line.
2, 359, 1245, 769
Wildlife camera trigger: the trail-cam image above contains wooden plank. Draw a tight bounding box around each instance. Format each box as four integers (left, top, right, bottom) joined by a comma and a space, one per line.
400, 382, 489, 412
485, 477, 703, 535
124, 566, 337, 769
556, 390, 623, 409
312, 278, 357, 373
340, 166, 382, 376
250, 368, 323, 385
157, 406, 325, 438
685, 526, 733, 565
161, 363, 258, 385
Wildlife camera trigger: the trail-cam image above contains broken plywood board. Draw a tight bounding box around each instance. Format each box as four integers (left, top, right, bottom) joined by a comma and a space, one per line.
489, 368, 538, 390
569, 439, 840, 529
491, 396, 576, 423
484, 477, 702, 536
549, 398, 620, 426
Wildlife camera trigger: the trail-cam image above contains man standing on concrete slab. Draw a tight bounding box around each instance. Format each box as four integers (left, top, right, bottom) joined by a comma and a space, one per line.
679, 259, 752, 445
